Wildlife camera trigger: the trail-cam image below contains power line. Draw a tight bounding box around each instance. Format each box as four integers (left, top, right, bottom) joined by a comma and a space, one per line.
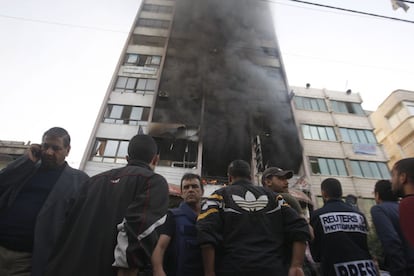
264, 0, 414, 24
0, 13, 129, 34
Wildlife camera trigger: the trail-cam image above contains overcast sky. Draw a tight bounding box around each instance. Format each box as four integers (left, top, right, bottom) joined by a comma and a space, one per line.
1, 0, 413, 168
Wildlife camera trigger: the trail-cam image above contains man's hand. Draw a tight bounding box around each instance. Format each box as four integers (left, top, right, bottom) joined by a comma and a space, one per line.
117, 268, 138, 276
153, 269, 166, 276
27, 144, 42, 163
288, 266, 304, 276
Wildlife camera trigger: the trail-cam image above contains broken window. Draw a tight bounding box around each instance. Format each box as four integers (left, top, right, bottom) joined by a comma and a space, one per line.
154, 137, 198, 168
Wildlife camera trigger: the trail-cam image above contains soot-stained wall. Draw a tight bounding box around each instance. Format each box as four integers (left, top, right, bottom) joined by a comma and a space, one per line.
153, 0, 302, 177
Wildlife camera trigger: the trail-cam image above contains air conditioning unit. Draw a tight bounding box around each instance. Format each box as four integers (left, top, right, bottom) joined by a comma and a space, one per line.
158, 90, 169, 98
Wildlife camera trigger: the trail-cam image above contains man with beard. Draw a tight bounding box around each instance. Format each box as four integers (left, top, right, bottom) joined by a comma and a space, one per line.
391, 158, 414, 248
371, 180, 414, 276
0, 127, 89, 276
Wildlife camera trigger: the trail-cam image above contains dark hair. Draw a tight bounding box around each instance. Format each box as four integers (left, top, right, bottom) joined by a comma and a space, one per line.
42, 127, 71, 147
228, 160, 251, 179
180, 173, 203, 192
345, 194, 358, 205
394, 158, 414, 183
321, 178, 343, 198
375, 180, 398, 202
127, 135, 158, 163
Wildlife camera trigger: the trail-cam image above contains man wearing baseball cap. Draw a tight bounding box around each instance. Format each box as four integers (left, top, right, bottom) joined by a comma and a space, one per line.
262, 167, 317, 275
261, 167, 302, 214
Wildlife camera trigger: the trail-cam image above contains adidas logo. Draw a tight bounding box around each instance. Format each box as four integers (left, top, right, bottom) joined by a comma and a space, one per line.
232, 191, 269, 212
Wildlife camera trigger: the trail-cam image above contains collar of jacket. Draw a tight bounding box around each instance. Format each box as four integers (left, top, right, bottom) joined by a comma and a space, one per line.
127, 159, 152, 170
231, 179, 253, 186
325, 198, 343, 204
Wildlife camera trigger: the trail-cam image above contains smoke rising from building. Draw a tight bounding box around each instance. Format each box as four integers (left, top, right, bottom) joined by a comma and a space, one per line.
153, 0, 302, 177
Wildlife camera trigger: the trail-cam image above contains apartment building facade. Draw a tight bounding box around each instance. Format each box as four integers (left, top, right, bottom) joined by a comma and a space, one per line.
80, 0, 302, 185
370, 89, 414, 169
291, 86, 390, 211
0, 140, 30, 169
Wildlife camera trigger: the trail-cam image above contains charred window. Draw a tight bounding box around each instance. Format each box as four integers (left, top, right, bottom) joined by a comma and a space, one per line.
154, 137, 198, 168
103, 105, 150, 125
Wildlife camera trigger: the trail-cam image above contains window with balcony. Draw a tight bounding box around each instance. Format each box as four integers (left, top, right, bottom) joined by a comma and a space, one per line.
114, 77, 157, 94
103, 105, 150, 125
339, 128, 377, 144
302, 124, 336, 141
294, 96, 327, 112
309, 157, 348, 176
331, 100, 364, 115
350, 160, 390, 179
91, 139, 129, 163
137, 18, 170, 29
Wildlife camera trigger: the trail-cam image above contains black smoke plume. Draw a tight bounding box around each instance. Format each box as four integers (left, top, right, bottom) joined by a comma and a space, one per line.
153, 0, 303, 177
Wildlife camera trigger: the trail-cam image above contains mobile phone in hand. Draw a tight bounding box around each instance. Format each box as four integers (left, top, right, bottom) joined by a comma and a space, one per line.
31, 147, 42, 159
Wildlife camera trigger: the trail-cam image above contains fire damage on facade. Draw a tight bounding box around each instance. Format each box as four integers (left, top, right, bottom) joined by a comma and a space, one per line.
150, 0, 303, 180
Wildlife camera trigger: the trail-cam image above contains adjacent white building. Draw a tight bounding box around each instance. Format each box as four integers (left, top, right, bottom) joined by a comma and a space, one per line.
370, 89, 414, 169
291, 86, 390, 212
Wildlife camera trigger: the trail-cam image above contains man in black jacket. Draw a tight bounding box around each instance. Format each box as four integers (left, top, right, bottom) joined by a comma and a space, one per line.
197, 160, 310, 276
45, 134, 169, 276
310, 178, 377, 276
0, 127, 89, 276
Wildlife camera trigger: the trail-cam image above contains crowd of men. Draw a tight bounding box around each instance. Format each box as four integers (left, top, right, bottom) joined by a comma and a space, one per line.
0, 127, 413, 276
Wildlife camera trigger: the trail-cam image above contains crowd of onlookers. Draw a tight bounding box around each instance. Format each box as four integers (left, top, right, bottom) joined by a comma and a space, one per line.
0, 126, 413, 276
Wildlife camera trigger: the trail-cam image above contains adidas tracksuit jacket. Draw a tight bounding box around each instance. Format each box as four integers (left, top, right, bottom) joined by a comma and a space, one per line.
197, 179, 310, 276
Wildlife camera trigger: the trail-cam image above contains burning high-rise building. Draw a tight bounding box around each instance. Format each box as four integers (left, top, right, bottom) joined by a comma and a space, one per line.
80, 0, 303, 184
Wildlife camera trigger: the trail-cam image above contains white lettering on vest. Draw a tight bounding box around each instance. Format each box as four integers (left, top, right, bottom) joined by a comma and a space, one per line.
320, 212, 368, 234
